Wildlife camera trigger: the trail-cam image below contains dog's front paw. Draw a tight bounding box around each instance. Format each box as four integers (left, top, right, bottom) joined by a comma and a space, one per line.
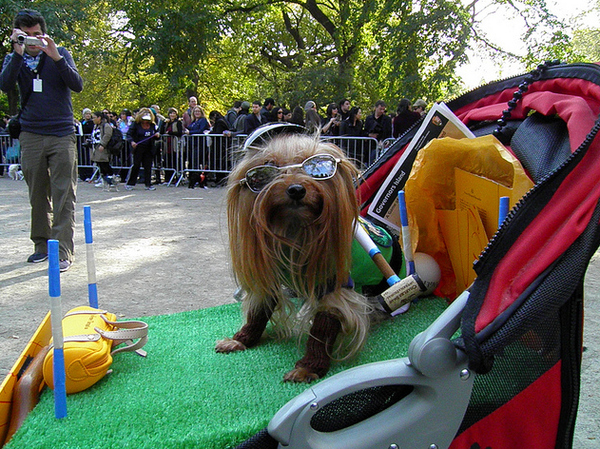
215, 338, 247, 353
283, 367, 320, 383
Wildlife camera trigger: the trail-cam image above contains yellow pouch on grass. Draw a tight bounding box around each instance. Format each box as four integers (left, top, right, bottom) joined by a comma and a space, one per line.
43, 306, 148, 394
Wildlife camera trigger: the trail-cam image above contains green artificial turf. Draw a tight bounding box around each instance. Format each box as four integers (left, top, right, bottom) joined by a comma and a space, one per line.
6, 299, 447, 449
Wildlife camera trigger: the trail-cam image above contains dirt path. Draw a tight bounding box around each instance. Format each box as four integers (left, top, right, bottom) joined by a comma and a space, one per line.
0, 178, 236, 376
0, 176, 598, 446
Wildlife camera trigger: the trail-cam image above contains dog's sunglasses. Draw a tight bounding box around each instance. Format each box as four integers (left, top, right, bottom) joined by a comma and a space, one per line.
240, 153, 341, 193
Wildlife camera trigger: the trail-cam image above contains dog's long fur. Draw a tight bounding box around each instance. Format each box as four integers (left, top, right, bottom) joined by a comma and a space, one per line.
215, 132, 373, 382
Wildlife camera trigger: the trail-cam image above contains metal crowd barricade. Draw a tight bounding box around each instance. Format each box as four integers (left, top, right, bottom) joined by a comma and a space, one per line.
175, 133, 247, 186
112, 140, 133, 171
155, 134, 180, 186
77, 133, 132, 183
4, 132, 396, 185
1, 133, 17, 171
76, 134, 99, 181
321, 136, 381, 169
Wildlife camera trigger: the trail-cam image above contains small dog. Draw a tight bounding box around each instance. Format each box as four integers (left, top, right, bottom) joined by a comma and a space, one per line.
215, 126, 373, 382
8, 164, 23, 181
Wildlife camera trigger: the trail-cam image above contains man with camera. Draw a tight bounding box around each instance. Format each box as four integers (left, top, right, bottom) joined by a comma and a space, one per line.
0, 9, 83, 272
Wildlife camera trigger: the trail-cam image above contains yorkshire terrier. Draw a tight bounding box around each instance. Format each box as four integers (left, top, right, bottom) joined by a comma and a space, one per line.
215, 124, 373, 382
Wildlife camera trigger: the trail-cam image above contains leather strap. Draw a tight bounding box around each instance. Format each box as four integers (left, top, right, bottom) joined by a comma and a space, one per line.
61, 309, 148, 357
97, 315, 148, 356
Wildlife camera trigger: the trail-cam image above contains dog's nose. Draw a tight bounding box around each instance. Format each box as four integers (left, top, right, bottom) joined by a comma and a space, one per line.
287, 184, 306, 201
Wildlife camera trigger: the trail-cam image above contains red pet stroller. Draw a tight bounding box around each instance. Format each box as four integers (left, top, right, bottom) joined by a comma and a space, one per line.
236, 61, 600, 449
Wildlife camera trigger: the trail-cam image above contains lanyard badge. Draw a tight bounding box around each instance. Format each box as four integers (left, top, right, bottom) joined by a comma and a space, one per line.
33, 75, 42, 93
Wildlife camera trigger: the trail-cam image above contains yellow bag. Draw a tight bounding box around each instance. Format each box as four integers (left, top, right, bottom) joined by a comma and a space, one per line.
43, 306, 148, 394
404, 135, 534, 299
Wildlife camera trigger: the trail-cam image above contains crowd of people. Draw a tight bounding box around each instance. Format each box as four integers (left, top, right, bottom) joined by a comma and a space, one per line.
209, 96, 428, 140
79, 96, 429, 144
72, 96, 428, 189
4, 91, 429, 190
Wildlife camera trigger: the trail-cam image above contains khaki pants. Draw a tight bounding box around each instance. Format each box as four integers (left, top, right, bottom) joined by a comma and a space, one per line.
19, 132, 78, 262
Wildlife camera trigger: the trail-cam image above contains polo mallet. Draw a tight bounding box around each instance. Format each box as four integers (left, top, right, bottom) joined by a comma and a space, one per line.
84, 205, 98, 308
48, 239, 67, 419
354, 220, 440, 315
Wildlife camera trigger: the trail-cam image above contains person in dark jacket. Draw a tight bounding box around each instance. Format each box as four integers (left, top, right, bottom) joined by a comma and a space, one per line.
225, 101, 242, 129
339, 107, 369, 164
90, 111, 115, 188
244, 101, 263, 135
321, 103, 341, 136
208, 110, 232, 183
364, 100, 392, 142
186, 105, 210, 173
288, 106, 304, 126
158, 107, 184, 184
393, 98, 421, 138
81, 108, 94, 135
339, 106, 364, 137
0, 9, 83, 271
125, 107, 160, 190
260, 97, 275, 123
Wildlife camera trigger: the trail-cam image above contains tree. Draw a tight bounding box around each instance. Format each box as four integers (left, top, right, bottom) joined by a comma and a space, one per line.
463, 0, 579, 70
570, 0, 600, 62
118, 1, 219, 98
219, 0, 568, 110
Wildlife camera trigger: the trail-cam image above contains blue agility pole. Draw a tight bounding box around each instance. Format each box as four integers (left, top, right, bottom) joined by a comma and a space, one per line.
499, 196, 510, 229
48, 239, 67, 419
398, 190, 415, 275
84, 205, 98, 308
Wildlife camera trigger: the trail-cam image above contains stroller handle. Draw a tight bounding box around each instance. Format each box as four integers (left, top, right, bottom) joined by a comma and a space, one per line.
268, 291, 473, 449
408, 290, 469, 378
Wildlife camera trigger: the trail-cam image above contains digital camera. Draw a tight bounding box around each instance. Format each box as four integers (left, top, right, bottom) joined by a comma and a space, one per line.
17, 35, 46, 47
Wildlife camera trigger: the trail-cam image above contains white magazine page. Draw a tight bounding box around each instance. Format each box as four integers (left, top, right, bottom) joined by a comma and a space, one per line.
367, 102, 475, 231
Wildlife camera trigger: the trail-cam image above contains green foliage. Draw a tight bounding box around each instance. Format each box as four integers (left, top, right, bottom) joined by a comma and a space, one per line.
217, 0, 471, 109
0, 0, 578, 117
365, 0, 471, 104
572, 28, 600, 62
119, 1, 219, 93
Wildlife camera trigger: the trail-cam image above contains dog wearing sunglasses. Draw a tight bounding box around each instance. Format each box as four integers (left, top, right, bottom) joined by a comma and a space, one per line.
215, 127, 373, 382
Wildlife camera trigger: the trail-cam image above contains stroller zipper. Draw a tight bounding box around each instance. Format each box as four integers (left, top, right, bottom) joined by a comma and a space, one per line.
475, 113, 600, 271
